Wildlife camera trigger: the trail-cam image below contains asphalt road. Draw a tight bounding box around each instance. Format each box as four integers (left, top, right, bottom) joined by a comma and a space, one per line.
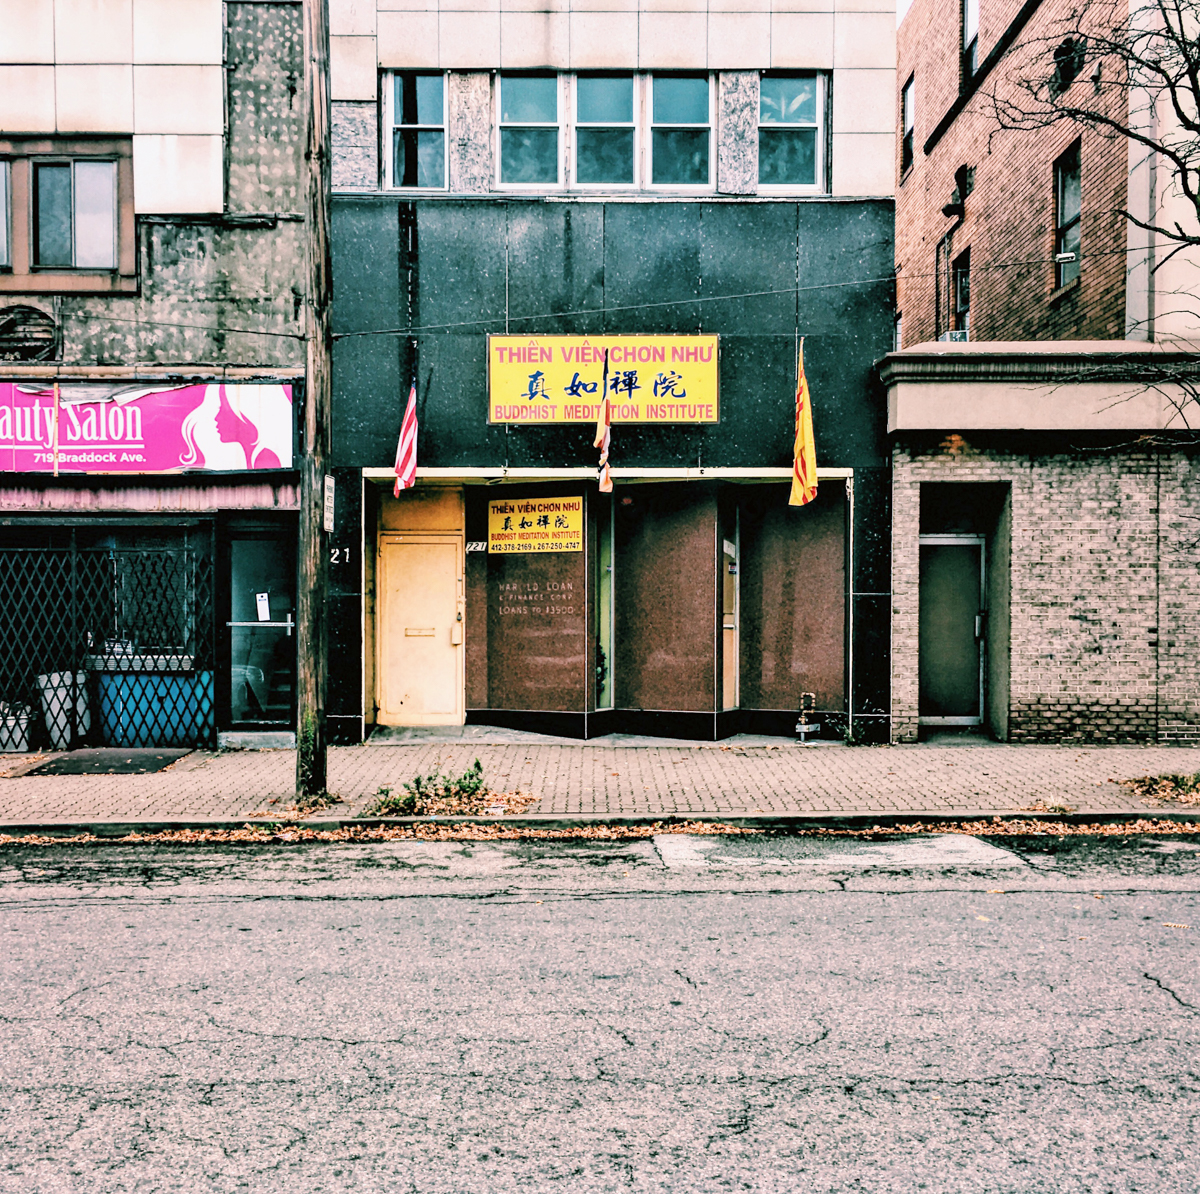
1, 833, 1198, 1193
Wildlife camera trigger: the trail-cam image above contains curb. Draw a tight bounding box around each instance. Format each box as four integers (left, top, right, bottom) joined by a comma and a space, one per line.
2, 810, 1200, 838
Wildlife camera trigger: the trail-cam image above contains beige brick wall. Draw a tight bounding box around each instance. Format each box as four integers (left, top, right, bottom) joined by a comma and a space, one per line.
892, 440, 1200, 743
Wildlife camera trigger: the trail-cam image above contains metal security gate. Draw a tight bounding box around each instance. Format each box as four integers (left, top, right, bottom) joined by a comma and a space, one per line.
0, 547, 215, 751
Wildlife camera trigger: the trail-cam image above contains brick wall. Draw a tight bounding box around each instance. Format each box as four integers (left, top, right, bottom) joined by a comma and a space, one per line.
892, 440, 1200, 743
896, 0, 1128, 345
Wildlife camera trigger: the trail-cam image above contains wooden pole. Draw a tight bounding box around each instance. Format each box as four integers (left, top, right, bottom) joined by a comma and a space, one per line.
297, 0, 332, 799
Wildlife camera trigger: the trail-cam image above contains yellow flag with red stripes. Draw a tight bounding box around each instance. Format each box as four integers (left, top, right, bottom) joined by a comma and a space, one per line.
789, 339, 817, 507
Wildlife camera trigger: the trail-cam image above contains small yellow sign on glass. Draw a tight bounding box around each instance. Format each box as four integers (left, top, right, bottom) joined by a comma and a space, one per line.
488, 496, 584, 553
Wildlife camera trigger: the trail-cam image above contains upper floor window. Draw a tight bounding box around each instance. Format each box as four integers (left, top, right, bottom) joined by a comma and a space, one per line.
33, 160, 117, 269
492, 72, 714, 191
651, 75, 712, 187
1, 140, 134, 294
952, 248, 970, 335
384, 71, 839, 194
499, 73, 561, 186
1054, 141, 1081, 287
962, 0, 979, 82
759, 74, 823, 189
900, 76, 915, 175
575, 74, 636, 186
387, 72, 446, 189
0, 162, 10, 269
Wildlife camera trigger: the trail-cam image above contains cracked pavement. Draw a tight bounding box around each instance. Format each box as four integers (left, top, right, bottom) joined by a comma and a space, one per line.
1, 832, 1198, 1191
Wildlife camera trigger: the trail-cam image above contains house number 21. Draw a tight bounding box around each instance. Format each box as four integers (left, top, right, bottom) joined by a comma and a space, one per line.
330, 547, 349, 563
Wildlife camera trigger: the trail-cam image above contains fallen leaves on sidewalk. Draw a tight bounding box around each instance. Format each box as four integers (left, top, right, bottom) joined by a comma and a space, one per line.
1, 816, 1196, 848
0, 752, 48, 779
1121, 772, 1200, 806
0, 819, 760, 847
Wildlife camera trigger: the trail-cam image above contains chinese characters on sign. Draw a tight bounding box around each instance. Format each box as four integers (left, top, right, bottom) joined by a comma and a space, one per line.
488, 496, 584, 553
488, 335, 719, 424
0, 381, 294, 473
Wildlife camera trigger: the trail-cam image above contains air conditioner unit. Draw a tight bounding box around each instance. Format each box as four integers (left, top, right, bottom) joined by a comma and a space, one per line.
938, 330, 970, 342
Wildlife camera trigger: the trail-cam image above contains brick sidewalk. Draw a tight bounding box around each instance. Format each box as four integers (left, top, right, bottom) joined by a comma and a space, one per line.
1, 739, 1198, 826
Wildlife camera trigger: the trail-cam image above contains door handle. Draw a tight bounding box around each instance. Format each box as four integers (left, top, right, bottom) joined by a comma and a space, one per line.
227, 615, 294, 637
975, 613, 984, 638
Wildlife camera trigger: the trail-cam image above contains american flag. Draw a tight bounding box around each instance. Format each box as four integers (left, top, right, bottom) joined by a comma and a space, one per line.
593, 350, 613, 493
393, 381, 418, 496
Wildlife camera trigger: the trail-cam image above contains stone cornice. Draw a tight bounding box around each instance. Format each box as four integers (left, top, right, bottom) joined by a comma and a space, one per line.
879, 343, 1200, 388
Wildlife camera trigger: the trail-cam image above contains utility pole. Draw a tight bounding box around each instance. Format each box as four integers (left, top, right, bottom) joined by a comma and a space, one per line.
297, 0, 332, 799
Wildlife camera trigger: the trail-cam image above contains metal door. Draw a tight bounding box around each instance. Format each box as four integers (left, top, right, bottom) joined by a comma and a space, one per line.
377, 533, 464, 725
918, 535, 984, 725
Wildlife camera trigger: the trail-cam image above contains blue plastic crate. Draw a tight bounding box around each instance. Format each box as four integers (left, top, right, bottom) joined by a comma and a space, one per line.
98, 671, 215, 748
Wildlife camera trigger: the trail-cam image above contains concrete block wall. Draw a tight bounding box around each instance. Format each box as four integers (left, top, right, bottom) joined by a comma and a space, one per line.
329, 0, 896, 196
892, 441, 1200, 743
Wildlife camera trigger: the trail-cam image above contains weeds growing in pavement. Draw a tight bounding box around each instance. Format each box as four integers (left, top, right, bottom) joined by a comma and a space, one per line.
363, 759, 488, 816
1123, 772, 1200, 806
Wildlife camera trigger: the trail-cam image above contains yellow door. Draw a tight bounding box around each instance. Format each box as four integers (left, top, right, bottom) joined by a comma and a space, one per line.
377, 534, 464, 725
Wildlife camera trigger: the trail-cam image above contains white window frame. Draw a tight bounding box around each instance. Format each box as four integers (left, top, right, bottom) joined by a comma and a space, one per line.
647, 73, 715, 192
495, 72, 566, 191
757, 72, 826, 195
383, 71, 449, 191
569, 73, 641, 191
962, 0, 979, 77
901, 75, 915, 175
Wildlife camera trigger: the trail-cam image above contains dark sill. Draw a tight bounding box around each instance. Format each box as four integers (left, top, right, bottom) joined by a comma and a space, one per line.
1049, 275, 1081, 305
900, 165, 914, 186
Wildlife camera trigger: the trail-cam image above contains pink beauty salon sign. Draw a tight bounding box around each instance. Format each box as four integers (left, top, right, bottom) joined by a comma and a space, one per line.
0, 382, 293, 473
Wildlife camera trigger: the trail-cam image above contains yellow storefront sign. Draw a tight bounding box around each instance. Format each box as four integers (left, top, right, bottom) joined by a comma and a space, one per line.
488, 334, 719, 424
488, 496, 583, 553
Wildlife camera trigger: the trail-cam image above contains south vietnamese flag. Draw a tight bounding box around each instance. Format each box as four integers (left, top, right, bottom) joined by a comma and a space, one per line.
789, 339, 817, 507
